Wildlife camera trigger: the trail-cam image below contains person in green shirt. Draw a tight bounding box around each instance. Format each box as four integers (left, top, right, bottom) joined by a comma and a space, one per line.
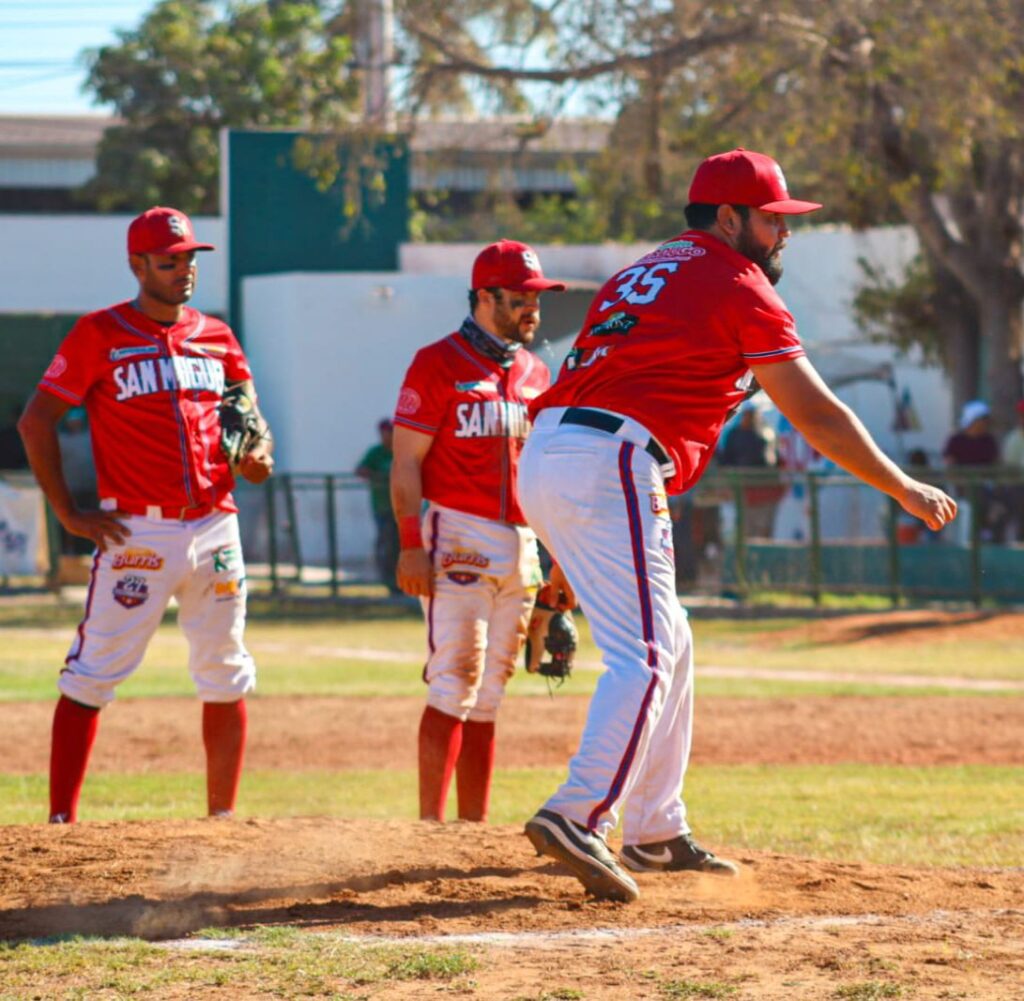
356, 419, 400, 594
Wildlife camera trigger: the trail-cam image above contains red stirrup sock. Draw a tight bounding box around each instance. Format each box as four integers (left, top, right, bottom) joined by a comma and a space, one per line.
456, 719, 496, 822
203, 699, 248, 816
418, 705, 463, 821
49, 695, 101, 823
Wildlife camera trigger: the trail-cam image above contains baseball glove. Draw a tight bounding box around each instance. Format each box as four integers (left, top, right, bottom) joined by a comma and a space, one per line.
525, 584, 578, 684
219, 384, 266, 469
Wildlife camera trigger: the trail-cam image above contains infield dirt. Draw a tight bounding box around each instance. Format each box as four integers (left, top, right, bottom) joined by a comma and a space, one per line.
2, 609, 1023, 999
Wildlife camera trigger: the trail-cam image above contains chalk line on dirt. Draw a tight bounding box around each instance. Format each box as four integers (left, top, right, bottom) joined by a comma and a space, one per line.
157, 907, 1024, 953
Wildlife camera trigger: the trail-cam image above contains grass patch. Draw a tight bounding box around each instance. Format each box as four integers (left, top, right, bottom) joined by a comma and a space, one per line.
3, 609, 1022, 702
2, 765, 1021, 868
833, 983, 904, 1000
0, 931, 477, 998
660, 979, 739, 998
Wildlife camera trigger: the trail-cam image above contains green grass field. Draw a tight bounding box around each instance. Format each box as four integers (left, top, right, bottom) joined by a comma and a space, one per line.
2, 601, 1022, 702
2, 764, 1021, 867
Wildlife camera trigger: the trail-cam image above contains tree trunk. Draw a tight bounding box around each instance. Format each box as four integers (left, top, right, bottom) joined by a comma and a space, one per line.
978, 287, 1024, 435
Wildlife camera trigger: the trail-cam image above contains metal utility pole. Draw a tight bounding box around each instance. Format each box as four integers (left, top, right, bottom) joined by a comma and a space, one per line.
357, 0, 395, 130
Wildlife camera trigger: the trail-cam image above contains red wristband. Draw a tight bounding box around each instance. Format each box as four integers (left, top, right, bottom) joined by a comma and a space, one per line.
398, 515, 423, 550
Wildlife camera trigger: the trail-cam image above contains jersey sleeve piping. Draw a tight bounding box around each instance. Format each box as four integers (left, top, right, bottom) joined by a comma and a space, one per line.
39, 380, 83, 404
394, 416, 438, 435
743, 345, 804, 362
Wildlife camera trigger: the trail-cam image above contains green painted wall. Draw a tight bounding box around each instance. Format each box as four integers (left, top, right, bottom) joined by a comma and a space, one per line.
225, 130, 410, 334
0, 314, 79, 418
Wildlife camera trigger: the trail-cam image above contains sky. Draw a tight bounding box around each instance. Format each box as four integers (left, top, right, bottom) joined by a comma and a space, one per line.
0, 0, 159, 116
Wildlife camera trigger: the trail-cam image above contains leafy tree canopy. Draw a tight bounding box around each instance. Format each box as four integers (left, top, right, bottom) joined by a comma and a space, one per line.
83, 0, 358, 213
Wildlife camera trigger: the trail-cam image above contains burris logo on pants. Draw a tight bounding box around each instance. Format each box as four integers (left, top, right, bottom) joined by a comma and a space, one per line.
111, 548, 164, 571
113, 574, 149, 608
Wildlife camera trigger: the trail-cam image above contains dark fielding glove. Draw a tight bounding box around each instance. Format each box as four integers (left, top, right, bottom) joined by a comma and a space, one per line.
219, 384, 265, 470
525, 583, 578, 684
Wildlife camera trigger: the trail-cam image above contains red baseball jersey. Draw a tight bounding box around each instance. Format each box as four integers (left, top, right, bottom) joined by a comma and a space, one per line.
531, 230, 804, 494
39, 301, 253, 511
394, 332, 550, 524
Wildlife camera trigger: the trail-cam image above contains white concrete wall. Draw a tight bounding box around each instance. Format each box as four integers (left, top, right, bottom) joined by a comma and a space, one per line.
0, 214, 226, 314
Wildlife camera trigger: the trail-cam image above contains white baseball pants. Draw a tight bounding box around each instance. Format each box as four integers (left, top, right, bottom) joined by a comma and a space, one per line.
420, 503, 541, 722
59, 511, 256, 707
518, 409, 694, 845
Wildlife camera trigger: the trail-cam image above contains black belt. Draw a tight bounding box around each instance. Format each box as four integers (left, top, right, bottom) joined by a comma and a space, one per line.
559, 407, 670, 466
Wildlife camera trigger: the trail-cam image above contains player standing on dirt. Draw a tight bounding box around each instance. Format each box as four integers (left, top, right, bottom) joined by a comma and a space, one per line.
18, 206, 274, 823
391, 239, 569, 823
519, 149, 958, 901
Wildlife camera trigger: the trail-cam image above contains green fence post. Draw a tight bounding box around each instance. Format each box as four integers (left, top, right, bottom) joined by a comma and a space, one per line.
808, 473, 822, 606
325, 474, 339, 598
265, 477, 279, 595
969, 478, 982, 608
731, 475, 748, 600
282, 474, 303, 582
886, 495, 901, 608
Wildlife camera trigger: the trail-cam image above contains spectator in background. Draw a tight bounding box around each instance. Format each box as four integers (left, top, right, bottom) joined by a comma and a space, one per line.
943, 400, 1007, 541
1001, 400, 1024, 541
719, 402, 783, 539
0, 403, 29, 471
356, 418, 400, 595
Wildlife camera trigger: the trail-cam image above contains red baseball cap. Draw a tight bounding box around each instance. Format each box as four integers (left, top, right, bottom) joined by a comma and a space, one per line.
127, 206, 215, 255
471, 240, 566, 292
688, 148, 822, 214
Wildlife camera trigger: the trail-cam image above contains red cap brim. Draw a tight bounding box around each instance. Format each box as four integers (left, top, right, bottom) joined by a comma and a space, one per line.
758, 198, 823, 215
134, 240, 215, 255
512, 277, 567, 292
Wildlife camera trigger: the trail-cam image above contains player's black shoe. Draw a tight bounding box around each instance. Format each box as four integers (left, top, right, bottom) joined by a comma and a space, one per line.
525, 808, 640, 903
621, 833, 739, 876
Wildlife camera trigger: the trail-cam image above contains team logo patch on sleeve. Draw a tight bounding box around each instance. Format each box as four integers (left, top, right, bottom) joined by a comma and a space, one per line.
396, 386, 421, 415
113, 575, 149, 608
44, 354, 68, 380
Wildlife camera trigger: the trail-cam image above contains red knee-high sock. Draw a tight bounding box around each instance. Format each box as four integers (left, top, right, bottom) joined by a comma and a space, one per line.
418, 706, 463, 821
203, 699, 248, 816
49, 695, 101, 823
456, 719, 496, 822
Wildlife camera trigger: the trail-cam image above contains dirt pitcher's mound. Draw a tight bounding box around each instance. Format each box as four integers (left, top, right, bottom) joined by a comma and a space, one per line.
2, 816, 1022, 943
6, 818, 1023, 1000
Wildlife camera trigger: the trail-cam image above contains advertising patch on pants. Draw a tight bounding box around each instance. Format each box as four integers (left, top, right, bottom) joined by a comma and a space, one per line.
113, 574, 149, 608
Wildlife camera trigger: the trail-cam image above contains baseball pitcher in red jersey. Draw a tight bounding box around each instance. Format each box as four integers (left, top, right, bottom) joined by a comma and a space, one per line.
391, 240, 570, 822
519, 149, 958, 902
18, 207, 274, 823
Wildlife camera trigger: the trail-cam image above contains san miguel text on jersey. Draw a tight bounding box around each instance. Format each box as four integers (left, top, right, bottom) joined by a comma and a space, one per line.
113, 354, 226, 401
453, 399, 531, 440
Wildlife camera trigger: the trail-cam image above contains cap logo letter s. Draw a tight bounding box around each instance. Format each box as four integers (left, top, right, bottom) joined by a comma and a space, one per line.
773, 164, 788, 194
167, 214, 187, 237
521, 249, 540, 272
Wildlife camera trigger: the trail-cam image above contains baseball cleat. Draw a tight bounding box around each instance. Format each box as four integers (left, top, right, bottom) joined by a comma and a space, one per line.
621, 834, 739, 876
525, 808, 640, 903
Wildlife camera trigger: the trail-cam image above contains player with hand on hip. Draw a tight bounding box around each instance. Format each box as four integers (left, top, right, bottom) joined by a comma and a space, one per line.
519, 149, 957, 902
18, 207, 274, 823
391, 240, 569, 823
